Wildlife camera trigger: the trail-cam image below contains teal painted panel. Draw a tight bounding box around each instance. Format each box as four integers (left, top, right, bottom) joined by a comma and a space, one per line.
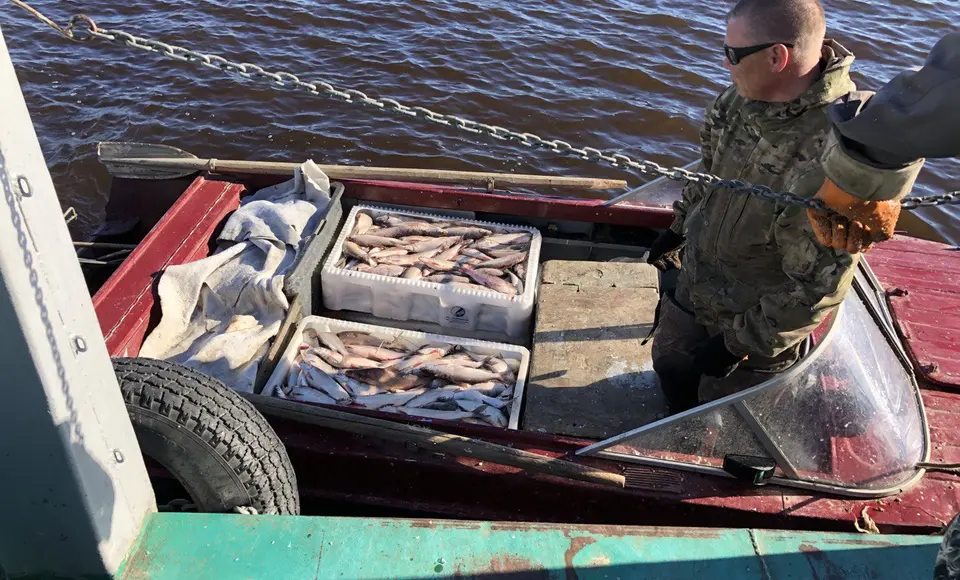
315, 520, 760, 579
121, 514, 325, 580
122, 514, 942, 580
754, 529, 941, 580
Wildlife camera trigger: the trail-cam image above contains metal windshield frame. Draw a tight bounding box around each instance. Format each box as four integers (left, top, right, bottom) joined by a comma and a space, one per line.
577, 267, 930, 498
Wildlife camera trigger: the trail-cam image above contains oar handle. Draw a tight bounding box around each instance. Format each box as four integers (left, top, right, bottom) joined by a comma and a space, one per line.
114, 157, 627, 191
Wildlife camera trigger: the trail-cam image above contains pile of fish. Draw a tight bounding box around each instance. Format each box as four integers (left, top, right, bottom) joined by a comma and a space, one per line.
332, 210, 531, 295
276, 328, 520, 427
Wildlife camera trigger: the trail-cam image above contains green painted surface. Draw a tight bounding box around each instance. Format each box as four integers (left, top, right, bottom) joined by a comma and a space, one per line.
120, 513, 942, 579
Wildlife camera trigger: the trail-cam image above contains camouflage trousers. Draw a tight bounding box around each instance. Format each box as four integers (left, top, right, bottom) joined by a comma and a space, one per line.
651, 285, 798, 412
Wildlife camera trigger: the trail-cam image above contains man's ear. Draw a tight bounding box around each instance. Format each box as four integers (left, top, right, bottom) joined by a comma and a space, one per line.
770, 44, 790, 73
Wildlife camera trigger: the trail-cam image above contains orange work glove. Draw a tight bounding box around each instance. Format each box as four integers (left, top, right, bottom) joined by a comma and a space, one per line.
806, 177, 902, 254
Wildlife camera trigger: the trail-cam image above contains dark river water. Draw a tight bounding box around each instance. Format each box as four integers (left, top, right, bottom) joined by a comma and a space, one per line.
1, 0, 957, 242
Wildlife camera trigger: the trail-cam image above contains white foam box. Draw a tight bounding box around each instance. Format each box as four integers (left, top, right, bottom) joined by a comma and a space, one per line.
263, 316, 531, 429
321, 204, 542, 339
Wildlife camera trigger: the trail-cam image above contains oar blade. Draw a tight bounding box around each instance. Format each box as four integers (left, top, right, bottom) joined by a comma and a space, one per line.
97, 141, 200, 180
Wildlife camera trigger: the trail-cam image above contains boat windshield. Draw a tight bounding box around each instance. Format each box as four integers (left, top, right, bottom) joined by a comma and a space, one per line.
577, 272, 929, 496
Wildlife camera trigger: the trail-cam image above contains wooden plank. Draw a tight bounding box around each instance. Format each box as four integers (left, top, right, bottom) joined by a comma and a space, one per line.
247, 394, 625, 488
523, 261, 668, 439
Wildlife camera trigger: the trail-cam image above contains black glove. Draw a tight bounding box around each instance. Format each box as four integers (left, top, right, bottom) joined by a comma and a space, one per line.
647, 229, 684, 271
691, 334, 744, 378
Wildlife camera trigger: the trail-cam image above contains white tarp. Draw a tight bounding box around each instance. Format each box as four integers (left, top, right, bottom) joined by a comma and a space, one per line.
139, 161, 331, 392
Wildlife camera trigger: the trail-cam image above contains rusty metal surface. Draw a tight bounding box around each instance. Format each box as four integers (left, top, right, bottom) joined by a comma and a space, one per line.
120, 513, 941, 579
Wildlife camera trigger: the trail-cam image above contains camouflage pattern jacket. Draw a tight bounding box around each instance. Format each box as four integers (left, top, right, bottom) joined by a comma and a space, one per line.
670, 40, 858, 364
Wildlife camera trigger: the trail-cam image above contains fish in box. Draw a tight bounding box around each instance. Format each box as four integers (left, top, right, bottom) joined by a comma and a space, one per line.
321, 205, 541, 339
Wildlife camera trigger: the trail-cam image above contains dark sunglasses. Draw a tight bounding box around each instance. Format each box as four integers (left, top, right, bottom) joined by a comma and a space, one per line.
724, 42, 794, 65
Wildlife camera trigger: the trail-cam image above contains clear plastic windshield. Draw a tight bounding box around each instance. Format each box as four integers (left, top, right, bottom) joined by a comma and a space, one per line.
579, 280, 928, 496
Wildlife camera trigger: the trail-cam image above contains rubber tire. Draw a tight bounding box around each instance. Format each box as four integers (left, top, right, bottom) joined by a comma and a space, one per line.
113, 357, 300, 515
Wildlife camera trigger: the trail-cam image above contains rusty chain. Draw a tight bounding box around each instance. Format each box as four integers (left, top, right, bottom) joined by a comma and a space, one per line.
8, 2, 959, 213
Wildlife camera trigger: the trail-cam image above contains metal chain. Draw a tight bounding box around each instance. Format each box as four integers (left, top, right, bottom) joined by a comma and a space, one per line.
9, 3, 959, 211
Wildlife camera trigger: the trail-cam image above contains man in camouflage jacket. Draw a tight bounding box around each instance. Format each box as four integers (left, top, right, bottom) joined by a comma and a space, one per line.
648, 0, 858, 411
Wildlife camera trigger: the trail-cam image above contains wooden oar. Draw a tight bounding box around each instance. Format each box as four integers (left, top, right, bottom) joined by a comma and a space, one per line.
248, 394, 626, 489
97, 142, 627, 191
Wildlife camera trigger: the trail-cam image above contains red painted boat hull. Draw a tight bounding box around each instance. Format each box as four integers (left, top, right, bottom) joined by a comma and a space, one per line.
92, 173, 960, 533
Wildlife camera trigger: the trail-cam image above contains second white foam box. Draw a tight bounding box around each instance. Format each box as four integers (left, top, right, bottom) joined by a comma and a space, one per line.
321, 205, 541, 339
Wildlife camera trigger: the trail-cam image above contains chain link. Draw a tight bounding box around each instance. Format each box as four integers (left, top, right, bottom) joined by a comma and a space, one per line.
8, 6, 955, 211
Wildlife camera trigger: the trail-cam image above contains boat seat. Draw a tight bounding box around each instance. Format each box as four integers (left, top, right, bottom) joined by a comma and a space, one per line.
93, 176, 247, 357
521, 260, 670, 439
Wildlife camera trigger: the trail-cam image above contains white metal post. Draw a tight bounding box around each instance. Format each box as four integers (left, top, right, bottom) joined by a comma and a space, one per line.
0, 27, 155, 578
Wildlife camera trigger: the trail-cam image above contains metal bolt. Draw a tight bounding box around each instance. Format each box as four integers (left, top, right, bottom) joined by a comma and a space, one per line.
17, 175, 32, 197
113, 449, 125, 464
72, 335, 88, 353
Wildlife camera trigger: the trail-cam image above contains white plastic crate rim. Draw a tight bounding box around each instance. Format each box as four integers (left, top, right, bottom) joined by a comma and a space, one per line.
264, 316, 531, 429
321, 205, 541, 338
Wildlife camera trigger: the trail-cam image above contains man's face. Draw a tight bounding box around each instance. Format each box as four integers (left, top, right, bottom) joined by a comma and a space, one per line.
724, 16, 777, 100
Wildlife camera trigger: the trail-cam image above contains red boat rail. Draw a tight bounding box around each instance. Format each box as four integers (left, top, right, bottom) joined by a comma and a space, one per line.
92, 177, 245, 356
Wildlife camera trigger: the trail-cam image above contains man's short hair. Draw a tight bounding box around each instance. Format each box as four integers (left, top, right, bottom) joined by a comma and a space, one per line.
728, 0, 826, 53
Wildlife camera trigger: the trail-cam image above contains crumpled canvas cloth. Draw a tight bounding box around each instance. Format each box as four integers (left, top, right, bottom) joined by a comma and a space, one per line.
139, 161, 331, 392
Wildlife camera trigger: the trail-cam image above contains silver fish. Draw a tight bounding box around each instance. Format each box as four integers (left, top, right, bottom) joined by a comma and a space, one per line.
346, 368, 430, 391
317, 332, 349, 356
443, 226, 491, 239
416, 364, 503, 384
302, 350, 339, 374
474, 404, 509, 427
453, 389, 511, 410
484, 248, 528, 258
417, 258, 460, 272
405, 236, 462, 254
472, 268, 505, 277
349, 234, 406, 248
332, 373, 379, 397
461, 381, 510, 397
338, 332, 389, 348
335, 257, 347, 268
404, 386, 460, 409
368, 247, 409, 259
302, 365, 352, 402
351, 388, 427, 409
338, 354, 383, 370
436, 243, 463, 262
377, 224, 445, 238
310, 346, 344, 368
472, 233, 531, 251
356, 264, 406, 277
342, 241, 372, 265
507, 271, 524, 295
476, 253, 526, 270
402, 266, 423, 279
289, 385, 337, 405
345, 344, 407, 362
463, 269, 518, 295
375, 215, 407, 227
370, 254, 420, 267
352, 212, 374, 235
424, 274, 470, 284
461, 248, 494, 261
484, 355, 510, 375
